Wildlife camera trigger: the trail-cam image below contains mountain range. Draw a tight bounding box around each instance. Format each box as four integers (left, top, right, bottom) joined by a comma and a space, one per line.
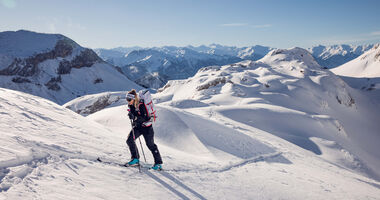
1, 30, 373, 94
95, 45, 271, 89
96, 44, 374, 89
308, 44, 374, 69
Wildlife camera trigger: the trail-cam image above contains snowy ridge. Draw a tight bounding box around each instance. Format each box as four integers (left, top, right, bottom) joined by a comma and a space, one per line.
63, 91, 128, 116
0, 30, 140, 105
0, 30, 67, 59
331, 44, 380, 78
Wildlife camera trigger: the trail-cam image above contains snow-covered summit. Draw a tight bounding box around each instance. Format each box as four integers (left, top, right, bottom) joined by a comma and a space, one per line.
0, 30, 140, 104
0, 30, 75, 59
261, 47, 321, 70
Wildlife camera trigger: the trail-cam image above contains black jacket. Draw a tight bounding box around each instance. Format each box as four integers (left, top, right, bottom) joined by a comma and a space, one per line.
129, 102, 150, 128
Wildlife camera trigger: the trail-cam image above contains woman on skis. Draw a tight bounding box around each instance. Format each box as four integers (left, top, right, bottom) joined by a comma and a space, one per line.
125, 89, 163, 170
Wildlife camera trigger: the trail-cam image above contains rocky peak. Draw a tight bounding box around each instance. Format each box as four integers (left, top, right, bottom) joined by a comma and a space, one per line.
0, 38, 76, 77
58, 48, 103, 74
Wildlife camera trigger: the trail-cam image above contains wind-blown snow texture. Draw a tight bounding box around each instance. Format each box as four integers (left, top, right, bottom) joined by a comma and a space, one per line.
2, 87, 380, 199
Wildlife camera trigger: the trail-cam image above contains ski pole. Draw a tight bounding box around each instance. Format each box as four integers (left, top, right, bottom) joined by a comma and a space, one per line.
138, 136, 147, 163
130, 119, 142, 172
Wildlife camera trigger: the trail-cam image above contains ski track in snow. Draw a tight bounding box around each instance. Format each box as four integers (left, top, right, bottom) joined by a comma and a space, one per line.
0, 136, 97, 193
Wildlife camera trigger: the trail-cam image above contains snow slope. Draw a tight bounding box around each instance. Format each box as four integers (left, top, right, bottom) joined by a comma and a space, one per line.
330, 44, 380, 112
331, 44, 380, 78
70, 95, 380, 199
1, 85, 380, 199
0, 30, 140, 105
154, 47, 380, 180
63, 91, 128, 116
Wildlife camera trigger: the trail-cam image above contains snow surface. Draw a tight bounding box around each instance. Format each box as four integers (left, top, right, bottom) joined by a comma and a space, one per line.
2, 88, 380, 199
330, 44, 380, 120
331, 44, 380, 78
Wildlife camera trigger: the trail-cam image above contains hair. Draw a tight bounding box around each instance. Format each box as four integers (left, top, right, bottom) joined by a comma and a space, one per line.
128, 89, 139, 107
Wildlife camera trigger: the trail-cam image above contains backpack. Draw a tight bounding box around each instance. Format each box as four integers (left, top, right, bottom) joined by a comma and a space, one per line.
138, 90, 157, 126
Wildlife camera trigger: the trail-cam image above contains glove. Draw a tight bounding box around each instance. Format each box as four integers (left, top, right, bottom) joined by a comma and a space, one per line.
128, 112, 134, 120
132, 120, 141, 128
133, 116, 145, 128
132, 120, 137, 128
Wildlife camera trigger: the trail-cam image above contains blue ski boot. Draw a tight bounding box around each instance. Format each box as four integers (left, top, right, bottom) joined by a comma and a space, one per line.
151, 164, 162, 171
125, 158, 139, 167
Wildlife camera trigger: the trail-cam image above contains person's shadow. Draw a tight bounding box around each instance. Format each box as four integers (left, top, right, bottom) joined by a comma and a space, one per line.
144, 169, 207, 200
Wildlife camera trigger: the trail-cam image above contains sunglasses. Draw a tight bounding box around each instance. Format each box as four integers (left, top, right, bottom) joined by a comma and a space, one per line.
126, 98, 133, 102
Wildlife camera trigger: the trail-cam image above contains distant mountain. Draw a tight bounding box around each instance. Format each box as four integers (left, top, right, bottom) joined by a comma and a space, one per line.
186, 44, 274, 60
94, 46, 143, 67
309, 44, 374, 69
95, 44, 273, 89
0, 30, 140, 104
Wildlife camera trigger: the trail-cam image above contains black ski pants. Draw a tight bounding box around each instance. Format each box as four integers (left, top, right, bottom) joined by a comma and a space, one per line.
126, 126, 163, 164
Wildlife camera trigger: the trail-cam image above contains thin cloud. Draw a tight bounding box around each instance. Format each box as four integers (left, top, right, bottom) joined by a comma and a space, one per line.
370, 31, 380, 36
219, 23, 272, 29
312, 31, 380, 46
252, 24, 272, 28
44, 17, 86, 33
220, 23, 249, 27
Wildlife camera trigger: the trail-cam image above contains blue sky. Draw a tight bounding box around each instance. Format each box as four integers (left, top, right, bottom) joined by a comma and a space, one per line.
1, 0, 380, 49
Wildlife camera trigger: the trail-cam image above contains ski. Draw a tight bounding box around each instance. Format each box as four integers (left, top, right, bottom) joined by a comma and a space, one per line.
96, 157, 162, 171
